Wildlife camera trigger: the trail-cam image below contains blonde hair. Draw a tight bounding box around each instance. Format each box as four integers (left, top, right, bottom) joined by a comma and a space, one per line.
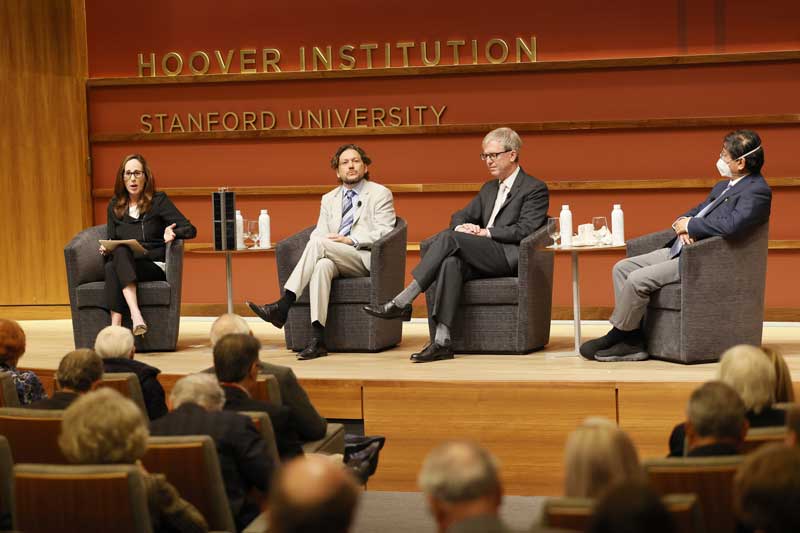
718, 345, 776, 413
210, 313, 250, 347
761, 346, 794, 403
564, 418, 642, 498
59, 388, 148, 464
94, 325, 134, 359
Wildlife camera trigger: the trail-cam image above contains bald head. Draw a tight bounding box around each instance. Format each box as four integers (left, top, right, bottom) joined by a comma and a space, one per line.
210, 313, 251, 347
269, 454, 360, 533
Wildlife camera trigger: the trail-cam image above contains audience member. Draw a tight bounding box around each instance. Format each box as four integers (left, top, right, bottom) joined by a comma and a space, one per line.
213, 333, 300, 458
761, 345, 795, 403
681, 381, 748, 457
94, 325, 168, 420
734, 444, 800, 533
418, 440, 511, 533
786, 406, 800, 447
59, 387, 207, 532
149, 373, 273, 532
588, 481, 675, 533
209, 314, 327, 443
268, 454, 360, 533
28, 348, 102, 409
0, 318, 46, 405
563, 418, 642, 498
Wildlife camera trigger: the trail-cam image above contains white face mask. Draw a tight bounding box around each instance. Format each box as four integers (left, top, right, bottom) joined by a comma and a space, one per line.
716, 144, 762, 178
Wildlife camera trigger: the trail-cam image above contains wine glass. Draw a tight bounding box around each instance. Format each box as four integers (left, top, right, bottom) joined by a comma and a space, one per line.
243, 220, 259, 248
592, 216, 608, 243
547, 217, 561, 248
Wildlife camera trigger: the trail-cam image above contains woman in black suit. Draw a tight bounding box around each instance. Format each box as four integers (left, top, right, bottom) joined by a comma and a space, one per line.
100, 154, 196, 336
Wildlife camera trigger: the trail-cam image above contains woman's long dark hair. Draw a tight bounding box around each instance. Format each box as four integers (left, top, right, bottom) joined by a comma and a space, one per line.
112, 154, 157, 219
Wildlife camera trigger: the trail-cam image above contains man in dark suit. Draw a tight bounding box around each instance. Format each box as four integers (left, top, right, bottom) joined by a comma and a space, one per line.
27, 348, 103, 410
365, 127, 549, 362
149, 373, 274, 532
581, 129, 772, 361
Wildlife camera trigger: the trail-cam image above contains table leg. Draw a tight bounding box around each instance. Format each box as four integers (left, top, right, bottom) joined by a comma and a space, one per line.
572, 251, 581, 353
225, 252, 234, 314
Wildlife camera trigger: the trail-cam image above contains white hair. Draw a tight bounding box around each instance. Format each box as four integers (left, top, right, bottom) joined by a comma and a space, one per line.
418, 441, 500, 502
170, 373, 225, 411
94, 325, 134, 359
718, 345, 776, 413
210, 313, 251, 346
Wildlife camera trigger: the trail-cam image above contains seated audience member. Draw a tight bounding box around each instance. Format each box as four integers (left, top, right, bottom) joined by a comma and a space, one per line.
213, 333, 301, 459
588, 481, 675, 533
734, 444, 800, 533
94, 325, 168, 420
564, 418, 642, 498
59, 387, 208, 532
681, 381, 748, 457
0, 318, 46, 405
28, 348, 103, 410
149, 374, 273, 532
418, 440, 511, 533
669, 345, 781, 456
268, 454, 360, 533
786, 406, 800, 447
762, 345, 795, 403
209, 314, 327, 443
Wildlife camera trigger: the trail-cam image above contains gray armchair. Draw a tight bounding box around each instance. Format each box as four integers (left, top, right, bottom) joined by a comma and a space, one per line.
64, 224, 184, 352
276, 218, 407, 352
422, 225, 554, 354
627, 221, 769, 364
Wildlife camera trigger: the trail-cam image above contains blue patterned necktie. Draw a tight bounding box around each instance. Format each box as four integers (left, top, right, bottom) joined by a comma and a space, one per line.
669, 182, 733, 258
338, 189, 356, 236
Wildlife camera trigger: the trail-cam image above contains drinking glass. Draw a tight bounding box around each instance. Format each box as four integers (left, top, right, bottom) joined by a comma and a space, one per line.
592, 216, 609, 242
244, 220, 259, 248
547, 217, 561, 248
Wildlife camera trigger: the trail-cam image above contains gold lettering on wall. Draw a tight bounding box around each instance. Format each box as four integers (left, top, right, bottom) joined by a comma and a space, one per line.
188, 51, 210, 75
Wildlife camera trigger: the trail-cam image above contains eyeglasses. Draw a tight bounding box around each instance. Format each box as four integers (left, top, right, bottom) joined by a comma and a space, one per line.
124, 170, 144, 180
479, 150, 511, 162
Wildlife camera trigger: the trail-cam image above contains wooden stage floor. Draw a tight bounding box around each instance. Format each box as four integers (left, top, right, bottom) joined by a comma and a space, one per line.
19, 319, 800, 496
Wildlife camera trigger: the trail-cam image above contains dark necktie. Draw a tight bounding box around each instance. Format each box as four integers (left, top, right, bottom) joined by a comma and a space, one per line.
338, 189, 356, 236
669, 183, 733, 258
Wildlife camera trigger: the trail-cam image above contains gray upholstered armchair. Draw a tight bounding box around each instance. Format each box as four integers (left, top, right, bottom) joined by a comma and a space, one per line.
422, 225, 554, 354
276, 217, 407, 352
64, 224, 184, 352
627, 221, 769, 364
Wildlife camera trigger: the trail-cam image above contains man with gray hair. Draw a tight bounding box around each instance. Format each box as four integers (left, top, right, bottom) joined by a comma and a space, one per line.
150, 373, 273, 531
684, 381, 749, 457
27, 349, 103, 410
366, 128, 549, 362
418, 441, 510, 533
94, 325, 167, 420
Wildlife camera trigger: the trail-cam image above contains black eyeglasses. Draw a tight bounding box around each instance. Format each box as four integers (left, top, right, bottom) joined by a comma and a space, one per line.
479, 150, 510, 162
124, 170, 144, 180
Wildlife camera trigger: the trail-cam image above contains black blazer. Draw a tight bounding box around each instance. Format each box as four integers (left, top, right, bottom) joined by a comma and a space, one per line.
103, 358, 168, 421
26, 391, 78, 410
450, 168, 549, 271
256, 361, 328, 442
106, 191, 197, 262
149, 403, 273, 531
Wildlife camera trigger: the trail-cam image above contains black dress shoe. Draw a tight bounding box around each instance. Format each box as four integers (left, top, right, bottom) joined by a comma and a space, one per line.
297, 338, 328, 360
247, 300, 287, 329
410, 342, 454, 363
363, 301, 412, 321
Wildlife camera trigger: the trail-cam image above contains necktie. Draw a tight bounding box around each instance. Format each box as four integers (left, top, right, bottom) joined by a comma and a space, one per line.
487, 183, 509, 228
669, 183, 733, 258
338, 189, 357, 236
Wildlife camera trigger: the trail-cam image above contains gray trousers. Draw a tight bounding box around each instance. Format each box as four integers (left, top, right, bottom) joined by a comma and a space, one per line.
610, 247, 679, 331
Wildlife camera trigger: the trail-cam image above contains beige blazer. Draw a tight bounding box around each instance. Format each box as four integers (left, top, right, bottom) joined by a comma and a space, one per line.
310, 180, 396, 269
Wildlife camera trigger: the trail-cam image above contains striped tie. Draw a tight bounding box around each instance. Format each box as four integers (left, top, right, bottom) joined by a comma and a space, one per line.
338, 189, 356, 236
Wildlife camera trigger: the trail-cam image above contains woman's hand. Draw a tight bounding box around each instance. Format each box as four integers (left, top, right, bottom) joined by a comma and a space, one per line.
99, 244, 108, 256
164, 223, 177, 243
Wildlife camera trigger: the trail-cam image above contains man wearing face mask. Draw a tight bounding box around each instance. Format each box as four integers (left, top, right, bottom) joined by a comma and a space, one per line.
580, 129, 772, 361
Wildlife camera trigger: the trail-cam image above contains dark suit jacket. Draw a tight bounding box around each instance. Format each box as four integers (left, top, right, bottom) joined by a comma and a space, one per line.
447, 514, 513, 533
686, 442, 740, 457
681, 174, 771, 241
26, 391, 78, 410
450, 168, 549, 271
103, 357, 168, 421
667, 408, 783, 456
221, 384, 303, 459
149, 403, 273, 531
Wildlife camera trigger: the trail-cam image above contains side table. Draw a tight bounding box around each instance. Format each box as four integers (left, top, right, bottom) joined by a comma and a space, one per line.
188, 246, 273, 313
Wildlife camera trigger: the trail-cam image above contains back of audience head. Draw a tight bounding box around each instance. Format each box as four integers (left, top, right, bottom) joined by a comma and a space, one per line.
94, 325, 135, 359
418, 441, 502, 530
563, 417, 642, 499
0, 318, 26, 366
56, 348, 103, 393
587, 481, 675, 533
59, 387, 148, 464
170, 373, 225, 411
734, 444, 800, 533
718, 344, 775, 414
213, 333, 261, 384
686, 381, 748, 451
210, 313, 251, 347
761, 345, 794, 403
268, 454, 360, 533
787, 406, 800, 447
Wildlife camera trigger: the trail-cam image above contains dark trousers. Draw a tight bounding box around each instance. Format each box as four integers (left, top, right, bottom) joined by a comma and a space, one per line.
104, 246, 166, 313
413, 230, 513, 328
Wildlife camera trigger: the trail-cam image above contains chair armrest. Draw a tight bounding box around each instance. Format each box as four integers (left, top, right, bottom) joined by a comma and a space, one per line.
64, 225, 107, 291
369, 218, 407, 304
626, 229, 674, 258
517, 225, 554, 308
164, 239, 184, 285
275, 226, 315, 288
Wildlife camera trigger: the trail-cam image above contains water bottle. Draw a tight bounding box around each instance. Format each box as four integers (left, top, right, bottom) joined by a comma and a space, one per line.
611, 204, 625, 245
560, 204, 573, 247
235, 210, 244, 249
258, 209, 271, 249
